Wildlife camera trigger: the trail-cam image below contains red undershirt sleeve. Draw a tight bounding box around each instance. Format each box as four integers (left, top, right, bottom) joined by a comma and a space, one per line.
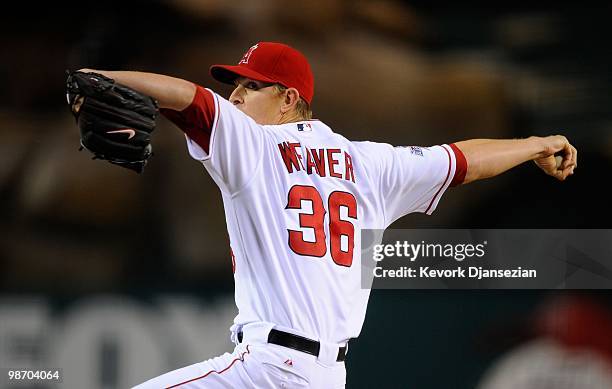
449, 143, 467, 187
160, 85, 216, 153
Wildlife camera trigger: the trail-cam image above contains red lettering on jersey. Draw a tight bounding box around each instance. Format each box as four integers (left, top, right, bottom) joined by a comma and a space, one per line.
279, 143, 356, 182
305, 148, 320, 175
311, 149, 326, 177
327, 149, 342, 178
290, 143, 306, 170
278, 142, 302, 173
286, 185, 327, 257
345, 152, 355, 183
328, 191, 358, 266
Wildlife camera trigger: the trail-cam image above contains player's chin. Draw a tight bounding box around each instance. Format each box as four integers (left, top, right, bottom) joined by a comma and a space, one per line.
233, 104, 246, 114
237, 107, 258, 122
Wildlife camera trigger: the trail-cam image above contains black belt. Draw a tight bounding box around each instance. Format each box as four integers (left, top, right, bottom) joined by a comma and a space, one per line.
238, 329, 347, 362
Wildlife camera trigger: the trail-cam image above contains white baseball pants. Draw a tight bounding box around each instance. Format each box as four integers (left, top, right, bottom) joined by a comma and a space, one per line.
132, 325, 346, 388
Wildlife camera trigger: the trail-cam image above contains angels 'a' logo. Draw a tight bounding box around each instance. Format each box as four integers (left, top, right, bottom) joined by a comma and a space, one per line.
239, 44, 259, 65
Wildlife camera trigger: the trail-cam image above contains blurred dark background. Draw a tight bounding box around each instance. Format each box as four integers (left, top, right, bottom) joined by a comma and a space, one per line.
1, 1, 611, 388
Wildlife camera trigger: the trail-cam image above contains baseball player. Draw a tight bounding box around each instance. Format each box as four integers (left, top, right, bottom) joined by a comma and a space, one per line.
77, 41, 577, 388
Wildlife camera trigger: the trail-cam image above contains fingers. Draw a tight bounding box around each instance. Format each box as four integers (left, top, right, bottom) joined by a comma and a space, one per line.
539, 135, 577, 181
555, 167, 572, 181
556, 136, 577, 173
562, 146, 571, 169
559, 141, 577, 181
553, 169, 566, 181
564, 144, 578, 175
559, 137, 572, 169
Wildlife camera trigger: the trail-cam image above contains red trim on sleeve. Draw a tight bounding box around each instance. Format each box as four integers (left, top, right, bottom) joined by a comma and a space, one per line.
449, 143, 467, 187
425, 147, 452, 214
160, 85, 216, 153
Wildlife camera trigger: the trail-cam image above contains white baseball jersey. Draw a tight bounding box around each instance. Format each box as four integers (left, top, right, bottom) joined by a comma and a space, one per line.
162, 86, 466, 345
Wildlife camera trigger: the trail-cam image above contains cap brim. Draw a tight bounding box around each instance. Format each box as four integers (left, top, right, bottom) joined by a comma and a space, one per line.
209, 64, 277, 85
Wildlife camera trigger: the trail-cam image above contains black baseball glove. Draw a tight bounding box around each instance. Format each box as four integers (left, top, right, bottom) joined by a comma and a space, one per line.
66, 70, 159, 173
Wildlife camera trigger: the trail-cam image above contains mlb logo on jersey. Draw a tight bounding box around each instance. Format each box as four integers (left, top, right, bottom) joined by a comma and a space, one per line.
297, 123, 312, 132
410, 146, 424, 157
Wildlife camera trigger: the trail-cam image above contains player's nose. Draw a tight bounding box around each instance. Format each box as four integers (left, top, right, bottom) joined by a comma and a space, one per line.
229, 85, 244, 105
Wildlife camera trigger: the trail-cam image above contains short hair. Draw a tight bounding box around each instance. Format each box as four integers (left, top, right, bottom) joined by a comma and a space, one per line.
273, 84, 313, 120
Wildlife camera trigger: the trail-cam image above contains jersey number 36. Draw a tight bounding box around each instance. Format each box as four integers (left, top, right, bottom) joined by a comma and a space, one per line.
285, 185, 357, 267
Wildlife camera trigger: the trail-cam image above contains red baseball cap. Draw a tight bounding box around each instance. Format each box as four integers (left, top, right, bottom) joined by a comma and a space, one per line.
210, 42, 314, 105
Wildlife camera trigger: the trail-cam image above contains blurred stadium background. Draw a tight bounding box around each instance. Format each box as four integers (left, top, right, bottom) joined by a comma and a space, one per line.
1, 1, 611, 388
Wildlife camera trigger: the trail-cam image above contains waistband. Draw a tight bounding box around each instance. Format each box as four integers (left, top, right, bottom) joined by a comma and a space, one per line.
231, 322, 348, 365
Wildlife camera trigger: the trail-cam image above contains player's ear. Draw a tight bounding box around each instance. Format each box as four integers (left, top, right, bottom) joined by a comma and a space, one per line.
280, 87, 300, 113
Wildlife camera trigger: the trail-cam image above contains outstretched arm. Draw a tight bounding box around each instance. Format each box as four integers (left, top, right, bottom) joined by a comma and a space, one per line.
77, 69, 196, 111
454, 135, 577, 184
